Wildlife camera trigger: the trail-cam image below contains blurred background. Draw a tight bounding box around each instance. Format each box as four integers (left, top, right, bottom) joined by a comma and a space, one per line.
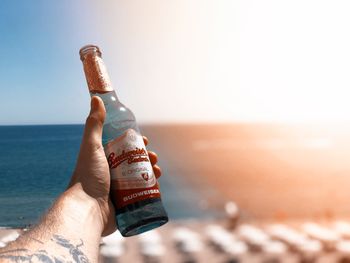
1, 0, 350, 262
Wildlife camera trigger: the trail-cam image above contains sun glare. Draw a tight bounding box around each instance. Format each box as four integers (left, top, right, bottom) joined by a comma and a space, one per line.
96, 0, 350, 123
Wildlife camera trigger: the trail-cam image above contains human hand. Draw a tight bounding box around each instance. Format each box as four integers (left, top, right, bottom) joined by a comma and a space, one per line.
68, 96, 162, 236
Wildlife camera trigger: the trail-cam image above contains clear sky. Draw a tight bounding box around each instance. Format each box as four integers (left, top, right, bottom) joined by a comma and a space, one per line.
1, 0, 350, 125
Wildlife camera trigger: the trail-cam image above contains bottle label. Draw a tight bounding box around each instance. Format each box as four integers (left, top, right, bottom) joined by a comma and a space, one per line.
104, 128, 161, 208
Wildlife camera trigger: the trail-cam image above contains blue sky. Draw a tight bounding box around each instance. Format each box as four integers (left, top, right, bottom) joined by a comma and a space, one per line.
0, 1, 103, 124
1, 1, 350, 124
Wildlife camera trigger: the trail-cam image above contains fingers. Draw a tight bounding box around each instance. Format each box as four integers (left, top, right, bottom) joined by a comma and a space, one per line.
153, 164, 162, 179
143, 136, 149, 146
143, 137, 162, 178
148, 151, 158, 165
82, 96, 106, 149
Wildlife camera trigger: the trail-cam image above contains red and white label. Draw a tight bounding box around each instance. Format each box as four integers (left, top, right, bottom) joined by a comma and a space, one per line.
104, 129, 160, 208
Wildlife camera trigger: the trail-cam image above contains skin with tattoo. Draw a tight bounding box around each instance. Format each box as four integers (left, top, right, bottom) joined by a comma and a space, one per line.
0, 96, 162, 262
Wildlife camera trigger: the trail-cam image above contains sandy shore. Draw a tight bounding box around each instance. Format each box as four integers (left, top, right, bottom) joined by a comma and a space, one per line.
0, 228, 22, 247
2, 219, 350, 263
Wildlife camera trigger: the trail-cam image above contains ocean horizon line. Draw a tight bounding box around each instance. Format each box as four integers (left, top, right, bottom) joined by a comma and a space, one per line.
1, 120, 350, 127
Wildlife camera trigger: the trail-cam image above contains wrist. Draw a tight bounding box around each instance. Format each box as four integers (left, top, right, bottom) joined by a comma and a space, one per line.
7, 184, 105, 263
61, 183, 105, 236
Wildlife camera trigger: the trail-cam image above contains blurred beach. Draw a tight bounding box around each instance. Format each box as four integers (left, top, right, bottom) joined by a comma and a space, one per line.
142, 123, 350, 220
2, 123, 350, 262
4, 219, 350, 262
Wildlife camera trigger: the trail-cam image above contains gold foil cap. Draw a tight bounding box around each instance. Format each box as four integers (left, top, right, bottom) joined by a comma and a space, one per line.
79, 45, 102, 61
79, 45, 113, 93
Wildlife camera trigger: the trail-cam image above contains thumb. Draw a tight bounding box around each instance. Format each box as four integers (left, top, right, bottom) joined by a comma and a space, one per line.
82, 96, 106, 148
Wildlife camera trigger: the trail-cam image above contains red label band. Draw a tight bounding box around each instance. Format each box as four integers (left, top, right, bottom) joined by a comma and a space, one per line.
105, 129, 160, 208
110, 182, 161, 209
108, 148, 149, 169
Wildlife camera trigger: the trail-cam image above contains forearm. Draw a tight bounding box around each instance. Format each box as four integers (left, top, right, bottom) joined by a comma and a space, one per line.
0, 184, 104, 263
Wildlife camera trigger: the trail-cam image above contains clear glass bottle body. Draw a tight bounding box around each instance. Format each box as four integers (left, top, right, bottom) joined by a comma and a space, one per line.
80, 45, 168, 236
90, 90, 168, 236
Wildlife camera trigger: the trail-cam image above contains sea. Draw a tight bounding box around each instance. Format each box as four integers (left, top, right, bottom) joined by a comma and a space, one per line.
2, 123, 350, 228
0, 125, 223, 228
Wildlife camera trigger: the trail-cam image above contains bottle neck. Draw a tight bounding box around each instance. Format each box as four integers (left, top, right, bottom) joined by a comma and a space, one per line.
81, 52, 114, 93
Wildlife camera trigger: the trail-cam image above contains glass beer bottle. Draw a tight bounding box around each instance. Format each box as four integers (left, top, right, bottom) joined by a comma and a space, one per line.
79, 45, 168, 237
